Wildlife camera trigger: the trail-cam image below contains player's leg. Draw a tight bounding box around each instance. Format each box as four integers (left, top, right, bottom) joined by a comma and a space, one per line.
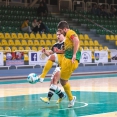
39, 53, 58, 82
60, 57, 78, 107
40, 67, 66, 103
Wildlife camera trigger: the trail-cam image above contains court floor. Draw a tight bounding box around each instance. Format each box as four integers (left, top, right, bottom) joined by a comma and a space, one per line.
0, 73, 117, 117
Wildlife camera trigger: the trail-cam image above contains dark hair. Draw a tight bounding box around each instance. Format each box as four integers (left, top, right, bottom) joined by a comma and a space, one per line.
57, 21, 69, 29
26, 18, 29, 21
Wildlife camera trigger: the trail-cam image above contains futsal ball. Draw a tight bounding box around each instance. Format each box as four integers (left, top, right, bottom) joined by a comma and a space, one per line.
27, 73, 39, 84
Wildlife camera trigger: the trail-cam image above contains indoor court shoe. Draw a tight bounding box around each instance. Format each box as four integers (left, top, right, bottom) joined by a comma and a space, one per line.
56, 94, 66, 104
68, 96, 76, 108
40, 97, 50, 104
38, 75, 44, 83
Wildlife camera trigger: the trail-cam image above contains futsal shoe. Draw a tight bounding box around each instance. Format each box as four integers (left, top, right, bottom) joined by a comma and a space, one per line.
68, 96, 76, 108
40, 97, 50, 104
56, 94, 66, 104
38, 75, 44, 83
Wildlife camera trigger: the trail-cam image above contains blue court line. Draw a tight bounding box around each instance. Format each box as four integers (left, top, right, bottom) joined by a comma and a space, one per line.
0, 73, 117, 85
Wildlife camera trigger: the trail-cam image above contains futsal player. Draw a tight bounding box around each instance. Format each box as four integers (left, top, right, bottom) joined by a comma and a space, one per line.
39, 31, 66, 103
57, 21, 81, 108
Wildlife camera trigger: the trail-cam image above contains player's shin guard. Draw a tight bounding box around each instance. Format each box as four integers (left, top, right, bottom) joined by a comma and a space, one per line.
40, 60, 53, 78
63, 82, 73, 101
47, 84, 57, 100
55, 86, 64, 98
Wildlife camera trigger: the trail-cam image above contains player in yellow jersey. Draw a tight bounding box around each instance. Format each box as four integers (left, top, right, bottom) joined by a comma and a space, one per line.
57, 21, 81, 108
39, 31, 66, 103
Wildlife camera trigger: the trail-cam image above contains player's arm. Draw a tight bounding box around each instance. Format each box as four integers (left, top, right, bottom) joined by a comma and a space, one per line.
54, 47, 65, 54
42, 48, 54, 56
70, 34, 80, 63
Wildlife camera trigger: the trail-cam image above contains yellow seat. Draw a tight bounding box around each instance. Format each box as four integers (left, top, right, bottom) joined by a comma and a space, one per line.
53, 34, 57, 40
21, 40, 27, 46
99, 46, 103, 50
11, 47, 17, 52
84, 40, 89, 46
52, 40, 56, 45
94, 46, 99, 51
110, 35, 115, 40
45, 47, 49, 50
115, 35, 117, 40
41, 34, 47, 40
1, 40, 8, 46
32, 47, 38, 51
79, 34, 84, 40
40, 40, 46, 46
5, 47, 11, 52
8, 39, 14, 46
46, 40, 52, 46
11, 33, 17, 39
0, 33, 4, 39
18, 47, 25, 51
30, 33, 36, 39
108, 53, 111, 60
47, 34, 53, 40
84, 34, 90, 40
94, 40, 100, 46
24, 33, 30, 40
24, 54, 29, 61
89, 46, 94, 52
25, 47, 31, 51
27, 40, 34, 46
80, 40, 84, 46
34, 40, 40, 46
104, 46, 110, 52
79, 47, 83, 51
15, 40, 21, 46
38, 47, 42, 51
0, 47, 4, 51
18, 33, 24, 40
89, 40, 94, 46
35, 33, 42, 40
84, 46, 88, 50
105, 35, 110, 40
5, 33, 11, 39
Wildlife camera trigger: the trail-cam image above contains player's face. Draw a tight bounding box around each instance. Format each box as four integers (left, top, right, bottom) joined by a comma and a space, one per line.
58, 28, 66, 36
57, 32, 64, 42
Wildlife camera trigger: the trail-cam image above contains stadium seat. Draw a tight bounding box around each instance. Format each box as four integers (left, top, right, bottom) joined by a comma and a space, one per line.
94, 46, 99, 51
24, 54, 29, 61
47, 34, 53, 40
89, 40, 94, 46
115, 35, 117, 40
41, 34, 48, 40
15, 40, 21, 46
27, 40, 34, 46
40, 40, 46, 46
94, 40, 100, 46
5, 33, 11, 39
35, 33, 41, 40
32, 47, 37, 51
5, 47, 11, 52
53, 34, 57, 40
110, 35, 115, 40
1, 40, 8, 46
79, 34, 84, 40
84, 40, 89, 46
21, 40, 27, 46
34, 40, 40, 46
18, 47, 24, 51
52, 40, 56, 45
46, 40, 52, 46
84, 34, 90, 40
24, 33, 30, 40
89, 46, 94, 52
11, 47, 17, 52
0, 33, 4, 39
18, 33, 24, 39
38, 47, 42, 51
84, 46, 88, 50
105, 35, 110, 41
8, 39, 14, 46
30, 33, 35, 39
11, 33, 17, 39
99, 46, 103, 50
45, 47, 50, 50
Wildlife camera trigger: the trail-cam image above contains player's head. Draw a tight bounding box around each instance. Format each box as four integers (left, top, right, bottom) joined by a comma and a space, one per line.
57, 21, 69, 36
56, 30, 65, 42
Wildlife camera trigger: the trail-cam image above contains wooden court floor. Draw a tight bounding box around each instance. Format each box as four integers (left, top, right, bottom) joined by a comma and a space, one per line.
0, 74, 117, 117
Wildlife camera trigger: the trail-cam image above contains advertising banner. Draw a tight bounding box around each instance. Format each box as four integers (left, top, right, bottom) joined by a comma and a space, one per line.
94, 51, 108, 63
80, 50, 92, 63
110, 50, 117, 62
0, 52, 4, 66
6, 52, 24, 66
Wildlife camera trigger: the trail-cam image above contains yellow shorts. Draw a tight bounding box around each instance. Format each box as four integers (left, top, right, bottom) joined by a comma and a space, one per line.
57, 54, 64, 67
60, 57, 79, 80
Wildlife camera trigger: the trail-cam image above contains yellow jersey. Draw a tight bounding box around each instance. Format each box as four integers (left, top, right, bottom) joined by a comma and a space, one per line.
65, 29, 81, 60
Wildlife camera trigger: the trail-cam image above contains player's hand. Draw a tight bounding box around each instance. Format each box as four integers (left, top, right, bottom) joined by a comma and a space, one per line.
42, 48, 46, 53
53, 47, 59, 52
72, 54, 76, 63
